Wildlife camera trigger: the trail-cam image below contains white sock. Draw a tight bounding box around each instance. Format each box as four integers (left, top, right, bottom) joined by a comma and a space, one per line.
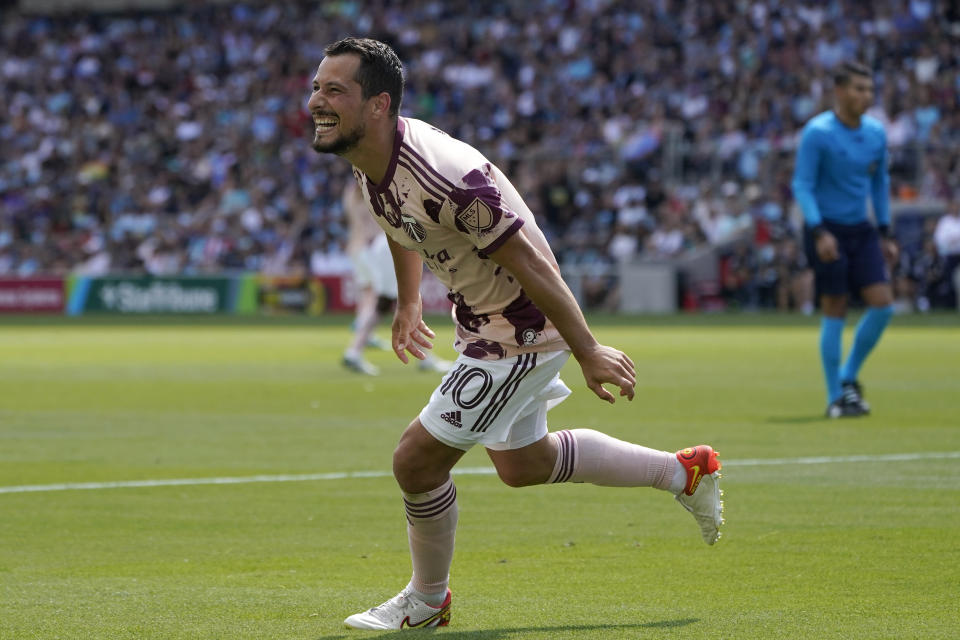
403, 477, 457, 605
407, 582, 446, 607
547, 429, 677, 490
669, 460, 687, 495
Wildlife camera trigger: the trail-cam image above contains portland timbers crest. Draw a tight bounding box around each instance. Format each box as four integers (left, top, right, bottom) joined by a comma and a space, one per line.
401, 214, 427, 243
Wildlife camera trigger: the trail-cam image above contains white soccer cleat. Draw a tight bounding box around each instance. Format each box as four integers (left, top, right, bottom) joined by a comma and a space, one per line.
418, 356, 454, 374
344, 587, 451, 630
342, 354, 380, 376
674, 446, 725, 545
365, 335, 390, 351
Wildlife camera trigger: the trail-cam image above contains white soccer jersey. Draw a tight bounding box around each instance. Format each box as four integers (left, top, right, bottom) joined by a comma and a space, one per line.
353, 117, 567, 360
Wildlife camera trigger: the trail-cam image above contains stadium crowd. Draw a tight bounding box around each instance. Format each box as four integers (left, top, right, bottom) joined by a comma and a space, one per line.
1, 0, 958, 310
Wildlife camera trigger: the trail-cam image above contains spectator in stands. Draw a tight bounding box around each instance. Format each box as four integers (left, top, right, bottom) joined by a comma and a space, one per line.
0, 0, 956, 313
774, 237, 814, 314
723, 241, 760, 310
933, 198, 960, 308
914, 237, 949, 312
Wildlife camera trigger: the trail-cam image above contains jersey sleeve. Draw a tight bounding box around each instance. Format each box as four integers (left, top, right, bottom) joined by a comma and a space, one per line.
792, 125, 824, 227
444, 164, 524, 254
871, 127, 891, 227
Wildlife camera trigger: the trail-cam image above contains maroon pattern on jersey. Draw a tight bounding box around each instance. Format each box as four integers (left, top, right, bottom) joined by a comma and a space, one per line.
448, 290, 490, 333
423, 198, 443, 223
461, 339, 507, 360
502, 291, 547, 346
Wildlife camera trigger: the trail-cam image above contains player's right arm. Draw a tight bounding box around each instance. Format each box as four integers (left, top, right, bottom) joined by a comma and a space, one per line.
487, 232, 635, 404
792, 125, 838, 262
386, 234, 435, 364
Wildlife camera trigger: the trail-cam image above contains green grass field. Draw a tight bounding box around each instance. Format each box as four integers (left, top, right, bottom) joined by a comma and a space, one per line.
1, 314, 958, 639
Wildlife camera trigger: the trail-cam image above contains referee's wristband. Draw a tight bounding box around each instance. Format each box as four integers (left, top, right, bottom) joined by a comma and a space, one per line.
878, 224, 893, 239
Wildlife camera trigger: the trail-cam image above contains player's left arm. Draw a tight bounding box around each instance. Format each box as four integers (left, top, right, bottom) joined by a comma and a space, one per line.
386, 234, 435, 363
487, 232, 635, 404
871, 128, 898, 264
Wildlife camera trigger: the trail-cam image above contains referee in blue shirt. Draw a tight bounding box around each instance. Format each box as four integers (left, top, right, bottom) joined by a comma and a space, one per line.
792, 61, 897, 418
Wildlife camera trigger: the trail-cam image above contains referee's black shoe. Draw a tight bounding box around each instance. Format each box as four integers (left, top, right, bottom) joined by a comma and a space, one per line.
841, 380, 871, 414
826, 397, 867, 419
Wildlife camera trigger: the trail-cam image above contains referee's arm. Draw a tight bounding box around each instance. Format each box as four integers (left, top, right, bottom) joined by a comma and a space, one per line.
792, 127, 837, 261
792, 126, 824, 228
871, 129, 892, 232
871, 131, 898, 263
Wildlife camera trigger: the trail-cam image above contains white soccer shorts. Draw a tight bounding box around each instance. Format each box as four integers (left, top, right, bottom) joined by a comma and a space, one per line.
350, 234, 399, 299
419, 350, 571, 451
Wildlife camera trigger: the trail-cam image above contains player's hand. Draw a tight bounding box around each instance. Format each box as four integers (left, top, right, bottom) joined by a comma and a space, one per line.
576, 344, 636, 404
815, 231, 839, 263
881, 237, 899, 265
392, 298, 435, 364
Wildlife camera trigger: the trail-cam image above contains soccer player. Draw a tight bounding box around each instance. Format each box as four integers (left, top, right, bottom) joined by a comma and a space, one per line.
308, 38, 724, 630
342, 179, 393, 375
933, 197, 960, 309
341, 182, 451, 376
792, 61, 897, 419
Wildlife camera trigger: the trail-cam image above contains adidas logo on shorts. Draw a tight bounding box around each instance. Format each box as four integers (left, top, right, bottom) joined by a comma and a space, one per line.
440, 411, 463, 429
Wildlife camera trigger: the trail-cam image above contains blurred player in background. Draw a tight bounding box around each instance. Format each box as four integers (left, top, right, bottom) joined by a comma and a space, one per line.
933, 197, 960, 309
308, 37, 724, 630
342, 178, 392, 375
342, 181, 452, 376
792, 61, 897, 419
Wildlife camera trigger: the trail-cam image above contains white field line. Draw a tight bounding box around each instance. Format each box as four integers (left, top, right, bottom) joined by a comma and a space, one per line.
2, 451, 959, 495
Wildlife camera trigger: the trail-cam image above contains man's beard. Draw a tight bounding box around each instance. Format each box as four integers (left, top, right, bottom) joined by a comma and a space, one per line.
312, 122, 365, 155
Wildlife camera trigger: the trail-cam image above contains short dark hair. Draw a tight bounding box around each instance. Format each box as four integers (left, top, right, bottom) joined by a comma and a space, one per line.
834, 61, 871, 86
324, 37, 404, 116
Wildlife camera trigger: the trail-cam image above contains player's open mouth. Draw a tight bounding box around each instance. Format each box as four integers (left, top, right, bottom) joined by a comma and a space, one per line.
314, 115, 338, 135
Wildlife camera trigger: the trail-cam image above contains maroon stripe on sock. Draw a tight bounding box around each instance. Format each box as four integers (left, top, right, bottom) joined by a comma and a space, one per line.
405, 486, 457, 520
557, 430, 575, 483
403, 482, 455, 511
550, 430, 569, 483
403, 482, 456, 516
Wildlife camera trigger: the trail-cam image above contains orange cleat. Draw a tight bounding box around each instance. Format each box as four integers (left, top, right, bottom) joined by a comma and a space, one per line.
675, 445, 724, 544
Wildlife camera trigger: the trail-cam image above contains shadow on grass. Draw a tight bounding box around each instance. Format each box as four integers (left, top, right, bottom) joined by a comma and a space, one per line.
765, 415, 826, 424
314, 618, 699, 639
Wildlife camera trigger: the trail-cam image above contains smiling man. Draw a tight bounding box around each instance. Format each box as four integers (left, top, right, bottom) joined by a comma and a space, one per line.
307, 37, 724, 631
792, 61, 897, 419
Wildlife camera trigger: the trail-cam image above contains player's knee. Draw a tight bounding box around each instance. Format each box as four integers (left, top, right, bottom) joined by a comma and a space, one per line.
872, 292, 895, 308
873, 303, 894, 319
391, 446, 422, 493
496, 464, 549, 488
392, 442, 447, 494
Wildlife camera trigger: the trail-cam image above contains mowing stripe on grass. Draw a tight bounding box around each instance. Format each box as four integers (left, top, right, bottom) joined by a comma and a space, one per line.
2, 451, 959, 495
